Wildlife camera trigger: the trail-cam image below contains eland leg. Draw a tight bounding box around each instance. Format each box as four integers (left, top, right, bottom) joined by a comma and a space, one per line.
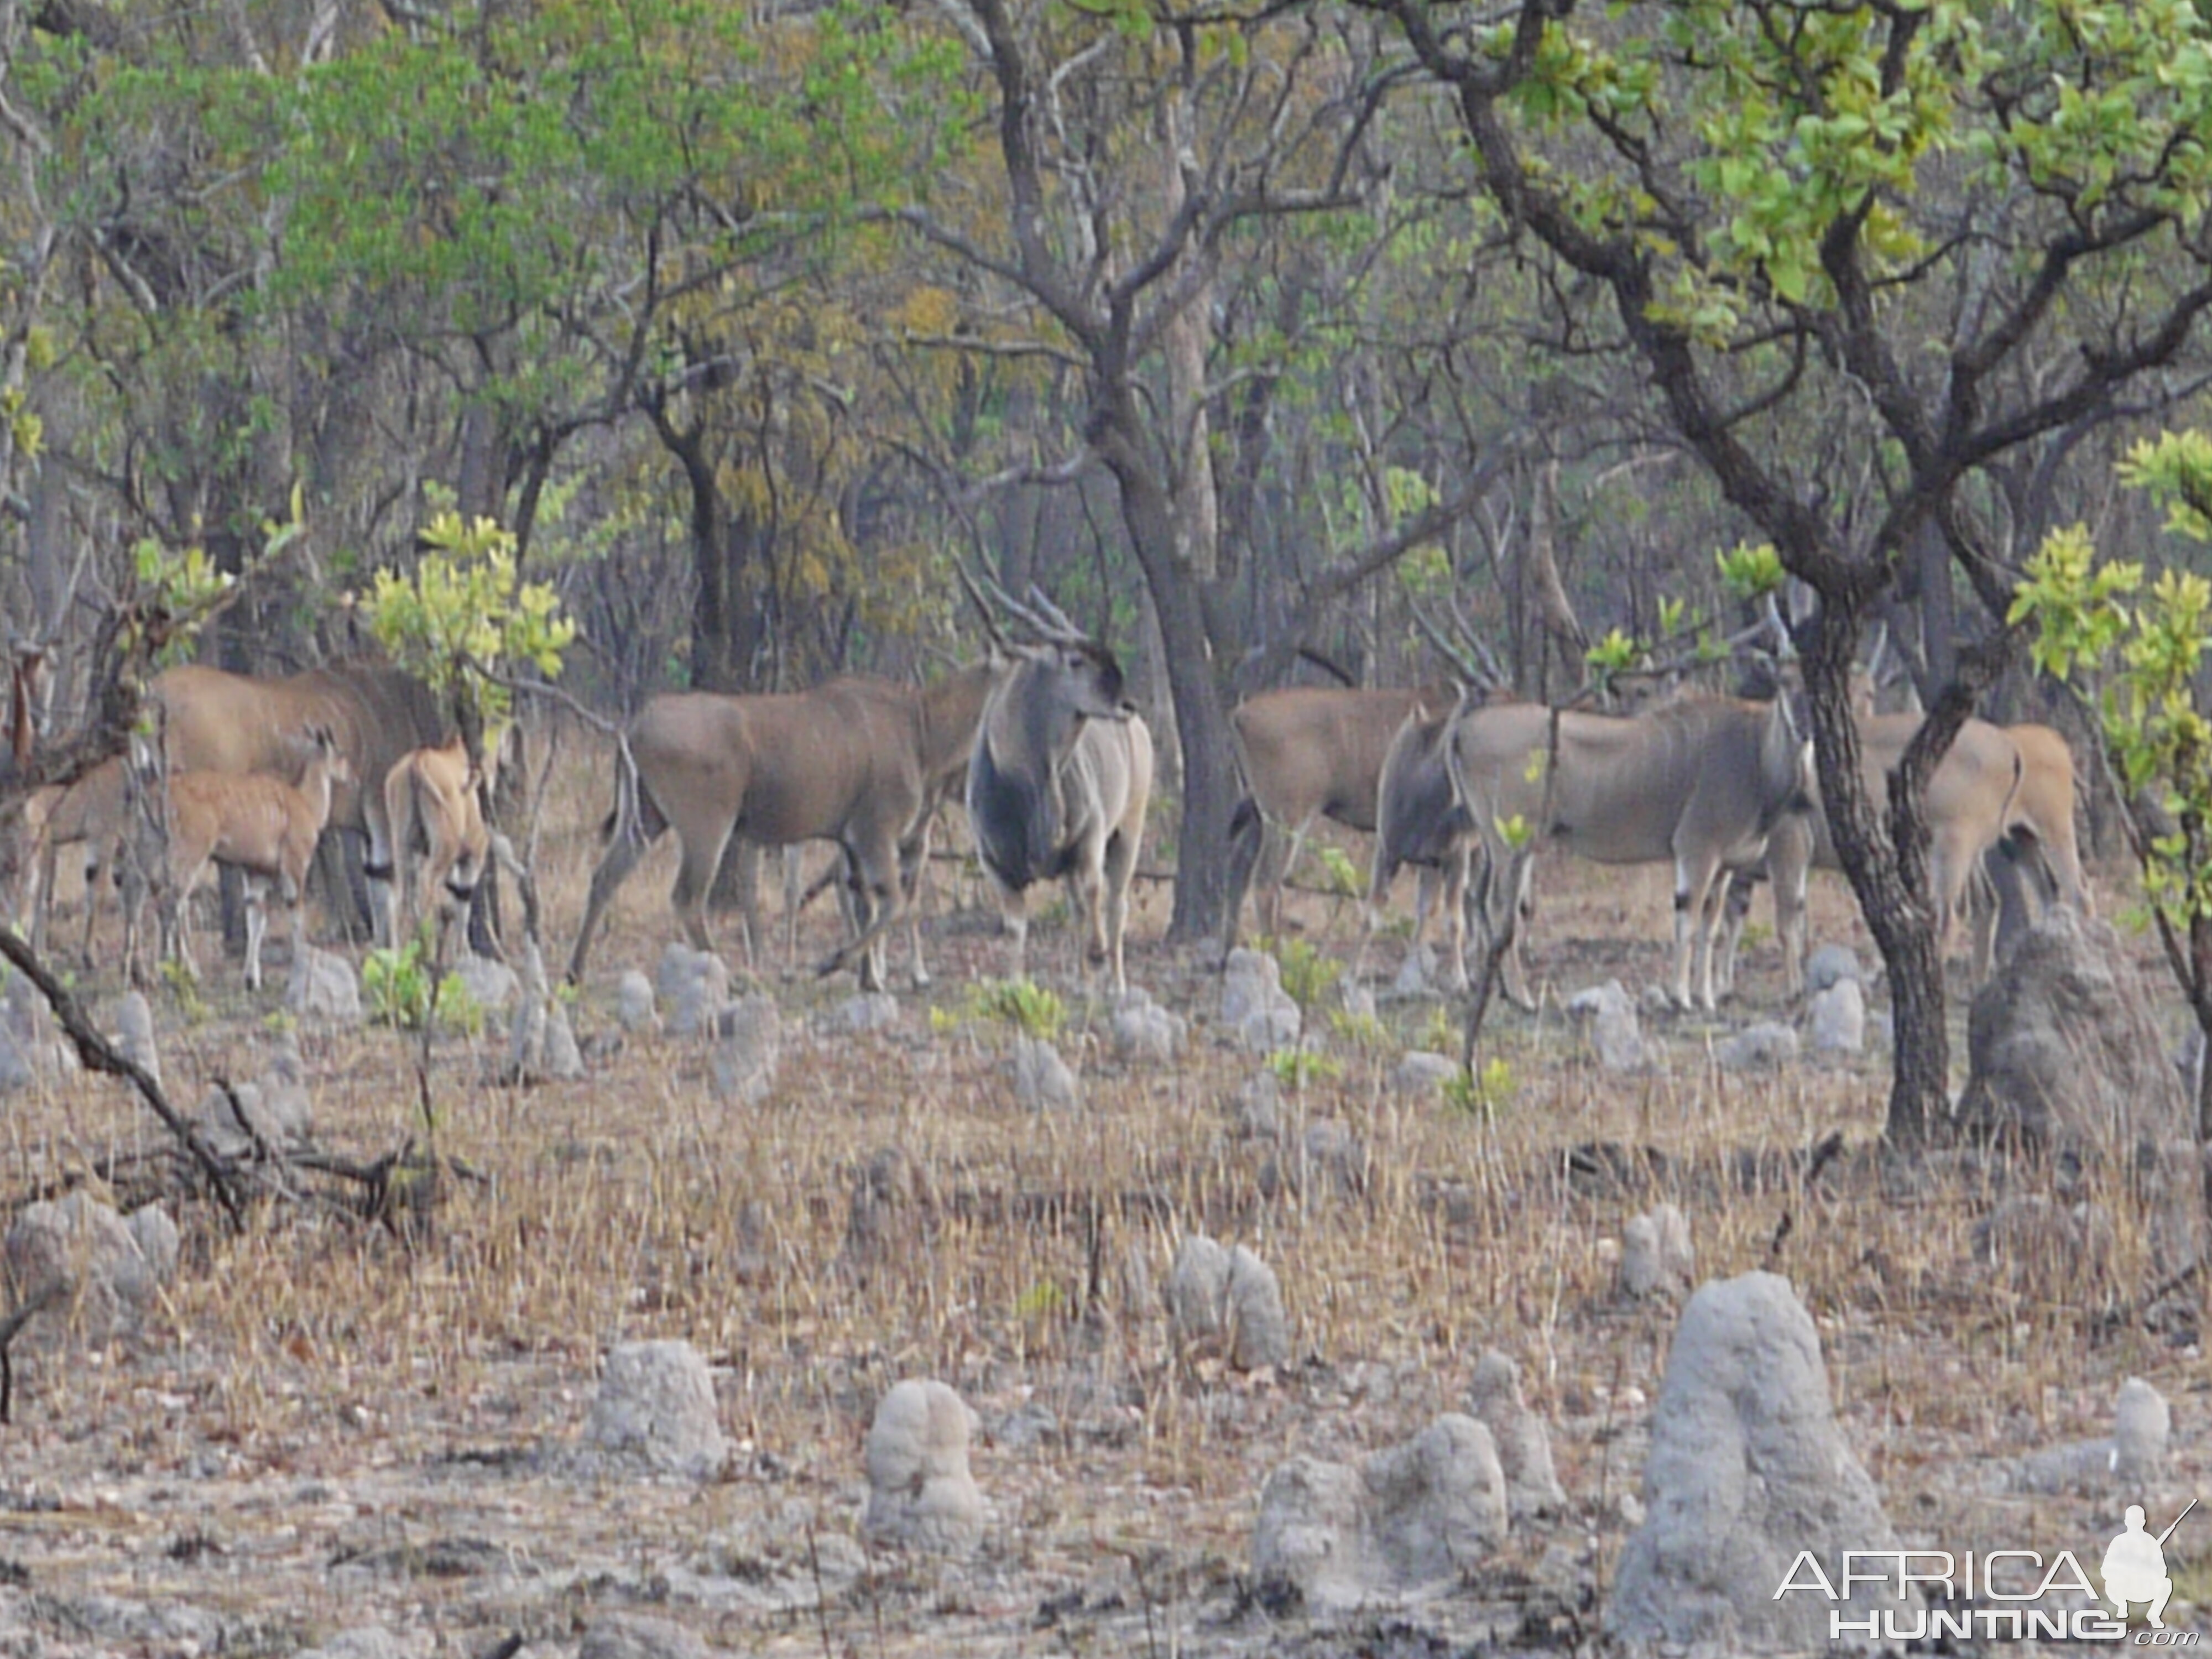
1102, 824, 1140, 998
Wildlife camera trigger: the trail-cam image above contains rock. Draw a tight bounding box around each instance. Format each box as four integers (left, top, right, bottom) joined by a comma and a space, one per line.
657, 943, 728, 1039
193, 1073, 313, 1159
1222, 949, 1301, 1052
297, 1629, 413, 1659
124, 1206, 179, 1288
1804, 943, 1861, 993
1392, 943, 1438, 999
0, 1006, 29, 1094
505, 942, 586, 1083
1807, 978, 1865, 1055
1957, 910, 2204, 1278
113, 992, 158, 1084
862, 1379, 985, 1555
2114, 1376, 2169, 1486
1011, 1034, 1080, 1112
2, 1190, 175, 1340
450, 953, 518, 1013
583, 1339, 731, 1480
578, 1612, 712, 1659
1220, 948, 1284, 1024
1110, 991, 1187, 1062
1393, 1051, 1459, 1098
286, 946, 363, 1025
1300, 1120, 1366, 1199
1564, 980, 1648, 1071
1607, 1271, 1899, 1650
1973, 1194, 2115, 1287
1251, 1416, 1507, 1607
542, 994, 586, 1081
1620, 1203, 1694, 1299
1228, 1071, 1285, 1141
1466, 1350, 1567, 1520
1997, 1379, 2164, 1498
617, 969, 659, 1035
843, 1146, 936, 1269
1362, 1415, 1511, 1588
711, 993, 781, 1105
1715, 1021, 1797, 1071
836, 992, 900, 1035
1165, 1235, 1291, 1370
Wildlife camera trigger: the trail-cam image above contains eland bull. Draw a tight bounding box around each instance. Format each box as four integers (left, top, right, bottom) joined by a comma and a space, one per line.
1222, 685, 1454, 954
1715, 712, 2039, 995
965, 633, 1153, 996
567, 664, 997, 990
1446, 696, 1816, 1011
1363, 691, 1481, 992
151, 663, 444, 938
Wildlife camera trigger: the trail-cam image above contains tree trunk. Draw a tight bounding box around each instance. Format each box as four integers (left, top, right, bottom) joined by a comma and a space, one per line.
1096, 419, 1233, 945
1798, 604, 1950, 1144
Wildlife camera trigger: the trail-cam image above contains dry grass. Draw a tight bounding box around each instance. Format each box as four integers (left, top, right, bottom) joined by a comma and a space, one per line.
0, 724, 2201, 1655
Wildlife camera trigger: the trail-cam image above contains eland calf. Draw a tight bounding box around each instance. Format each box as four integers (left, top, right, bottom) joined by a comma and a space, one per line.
374, 735, 490, 953
156, 727, 355, 990
8, 757, 128, 958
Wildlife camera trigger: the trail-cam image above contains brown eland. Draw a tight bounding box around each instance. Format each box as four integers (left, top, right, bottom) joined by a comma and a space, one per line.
1714, 712, 2030, 996
378, 735, 491, 954
567, 663, 998, 990
1221, 684, 1456, 954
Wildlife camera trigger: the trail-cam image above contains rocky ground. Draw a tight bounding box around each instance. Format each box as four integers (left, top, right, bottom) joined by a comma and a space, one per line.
0, 779, 2204, 1658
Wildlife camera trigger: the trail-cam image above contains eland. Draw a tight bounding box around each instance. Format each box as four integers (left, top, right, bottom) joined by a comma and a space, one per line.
143, 726, 356, 990
961, 588, 1153, 995
1221, 684, 1455, 954
377, 735, 491, 954
1448, 696, 1817, 1011
567, 663, 997, 990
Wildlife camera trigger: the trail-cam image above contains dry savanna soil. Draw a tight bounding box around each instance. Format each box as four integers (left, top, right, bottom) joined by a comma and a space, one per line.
1, 729, 2204, 1656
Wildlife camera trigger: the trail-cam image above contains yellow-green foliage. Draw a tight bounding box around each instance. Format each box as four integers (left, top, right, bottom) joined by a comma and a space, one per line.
363, 512, 576, 743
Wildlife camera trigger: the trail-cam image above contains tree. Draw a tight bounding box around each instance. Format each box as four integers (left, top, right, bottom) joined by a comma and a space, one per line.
2012, 435, 2212, 1138
889, 4, 1519, 942
1358, 0, 2212, 1140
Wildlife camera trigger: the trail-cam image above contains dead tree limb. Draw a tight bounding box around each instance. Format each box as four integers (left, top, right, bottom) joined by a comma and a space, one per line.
0, 1279, 66, 1424
0, 927, 243, 1227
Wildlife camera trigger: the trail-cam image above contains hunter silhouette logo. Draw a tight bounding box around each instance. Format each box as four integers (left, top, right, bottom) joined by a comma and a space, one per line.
2103, 1500, 2193, 1631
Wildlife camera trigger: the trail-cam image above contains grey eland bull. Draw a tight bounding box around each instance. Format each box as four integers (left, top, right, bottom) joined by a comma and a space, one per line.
1221, 684, 1455, 954
566, 664, 997, 990
1362, 689, 1481, 992
961, 589, 1153, 996
1448, 696, 1816, 1011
